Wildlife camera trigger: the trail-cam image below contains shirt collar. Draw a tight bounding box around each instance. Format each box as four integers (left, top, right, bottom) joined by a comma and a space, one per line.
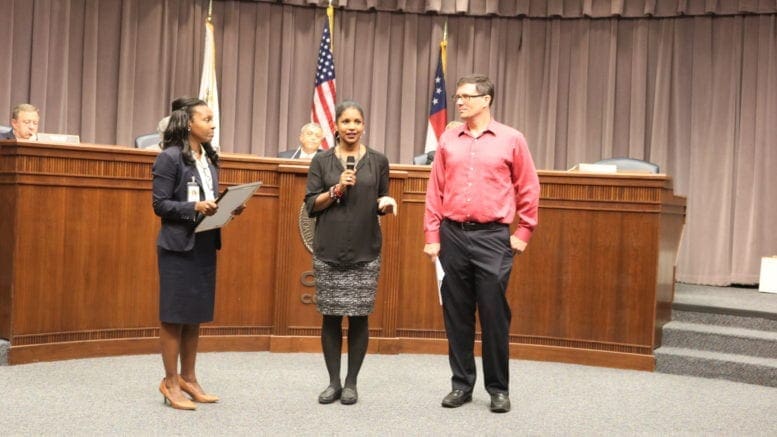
458, 119, 497, 138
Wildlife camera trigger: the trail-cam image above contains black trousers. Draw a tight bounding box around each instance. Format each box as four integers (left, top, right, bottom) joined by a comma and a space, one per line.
439, 219, 513, 395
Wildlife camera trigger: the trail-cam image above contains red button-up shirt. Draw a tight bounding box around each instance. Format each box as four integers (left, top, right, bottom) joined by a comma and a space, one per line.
424, 119, 540, 244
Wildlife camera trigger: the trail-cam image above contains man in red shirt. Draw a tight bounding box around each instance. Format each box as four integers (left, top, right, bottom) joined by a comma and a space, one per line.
423, 74, 540, 413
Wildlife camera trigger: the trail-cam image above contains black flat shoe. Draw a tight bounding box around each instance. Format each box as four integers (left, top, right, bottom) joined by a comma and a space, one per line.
441, 389, 472, 408
318, 385, 342, 404
340, 386, 358, 405
489, 393, 511, 413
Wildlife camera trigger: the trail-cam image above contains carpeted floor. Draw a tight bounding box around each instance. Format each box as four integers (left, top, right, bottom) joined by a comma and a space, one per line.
1, 351, 775, 436
674, 283, 777, 318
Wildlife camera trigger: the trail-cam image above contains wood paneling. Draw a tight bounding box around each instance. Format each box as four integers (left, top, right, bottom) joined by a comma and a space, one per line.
0, 141, 685, 370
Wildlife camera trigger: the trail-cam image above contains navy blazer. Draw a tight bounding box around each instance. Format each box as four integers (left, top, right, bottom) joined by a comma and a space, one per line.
152, 146, 221, 252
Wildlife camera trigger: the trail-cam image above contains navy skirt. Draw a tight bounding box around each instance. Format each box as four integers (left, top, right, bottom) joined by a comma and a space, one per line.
157, 230, 218, 324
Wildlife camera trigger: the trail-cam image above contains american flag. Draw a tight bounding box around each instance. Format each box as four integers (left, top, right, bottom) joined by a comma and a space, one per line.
311, 17, 336, 150
424, 42, 447, 153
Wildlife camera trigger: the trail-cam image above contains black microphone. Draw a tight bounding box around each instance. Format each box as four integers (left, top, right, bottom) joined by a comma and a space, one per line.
344, 156, 356, 196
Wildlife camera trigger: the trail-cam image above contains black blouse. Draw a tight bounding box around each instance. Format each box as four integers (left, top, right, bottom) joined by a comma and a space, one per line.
304, 147, 390, 264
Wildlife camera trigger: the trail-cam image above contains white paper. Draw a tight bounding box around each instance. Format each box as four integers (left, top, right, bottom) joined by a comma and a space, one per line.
435, 258, 445, 306
378, 196, 398, 215
759, 257, 777, 293
567, 163, 617, 173
195, 181, 262, 233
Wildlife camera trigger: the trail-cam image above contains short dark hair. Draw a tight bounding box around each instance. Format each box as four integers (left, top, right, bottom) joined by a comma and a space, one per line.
456, 74, 494, 106
171, 96, 200, 112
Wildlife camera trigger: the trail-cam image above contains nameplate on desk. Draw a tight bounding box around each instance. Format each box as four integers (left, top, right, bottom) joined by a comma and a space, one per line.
568, 163, 618, 174
36, 132, 81, 144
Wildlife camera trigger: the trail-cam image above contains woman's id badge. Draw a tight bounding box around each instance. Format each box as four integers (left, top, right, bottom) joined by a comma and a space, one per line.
187, 177, 200, 202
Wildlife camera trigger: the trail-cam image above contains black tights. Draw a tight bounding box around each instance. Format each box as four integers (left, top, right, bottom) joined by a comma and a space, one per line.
321, 315, 369, 388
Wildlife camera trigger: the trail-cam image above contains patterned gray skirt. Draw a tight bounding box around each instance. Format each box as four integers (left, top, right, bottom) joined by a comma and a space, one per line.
313, 256, 381, 316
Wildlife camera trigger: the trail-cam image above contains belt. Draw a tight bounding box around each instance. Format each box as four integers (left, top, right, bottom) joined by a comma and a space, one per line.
444, 218, 506, 231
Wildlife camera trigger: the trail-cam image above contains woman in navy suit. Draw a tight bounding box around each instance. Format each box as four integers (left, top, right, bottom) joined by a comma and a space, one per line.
151, 98, 240, 410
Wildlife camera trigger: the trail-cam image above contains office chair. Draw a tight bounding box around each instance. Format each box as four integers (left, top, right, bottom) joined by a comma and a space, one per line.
413, 151, 435, 165
134, 132, 161, 149
594, 157, 659, 173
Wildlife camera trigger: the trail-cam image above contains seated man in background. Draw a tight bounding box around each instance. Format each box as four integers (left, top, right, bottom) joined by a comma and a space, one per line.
2, 103, 40, 140
278, 123, 324, 159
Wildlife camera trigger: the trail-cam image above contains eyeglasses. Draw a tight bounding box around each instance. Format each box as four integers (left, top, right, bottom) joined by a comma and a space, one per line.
451, 94, 486, 102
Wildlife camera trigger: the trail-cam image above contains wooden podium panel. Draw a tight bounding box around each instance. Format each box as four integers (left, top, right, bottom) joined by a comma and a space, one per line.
507, 172, 686, 368
0, 141, 685, 370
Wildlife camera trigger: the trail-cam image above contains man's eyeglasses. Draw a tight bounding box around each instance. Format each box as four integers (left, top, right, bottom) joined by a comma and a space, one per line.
451, 94, 486, 102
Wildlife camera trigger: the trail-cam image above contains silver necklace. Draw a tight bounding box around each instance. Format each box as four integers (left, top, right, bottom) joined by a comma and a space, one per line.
336, 145, 364, 168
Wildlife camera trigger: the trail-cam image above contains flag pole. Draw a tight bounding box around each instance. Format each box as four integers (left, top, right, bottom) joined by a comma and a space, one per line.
423, 20, 449, 154
327, 0, 334, 52
202, 0, 215, 103
441, 19, 448, 76
311, 1, 338, 150
199, 0, 220, 149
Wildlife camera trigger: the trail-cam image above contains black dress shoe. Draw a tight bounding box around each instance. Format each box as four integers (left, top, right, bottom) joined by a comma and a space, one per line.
489, 393, 511, 413
318, 385, 342, 404
441, 389, 473, 408
340, 386, 358, 405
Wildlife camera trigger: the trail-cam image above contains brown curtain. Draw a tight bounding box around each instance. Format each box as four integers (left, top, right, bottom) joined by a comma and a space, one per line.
0, 0, 775, 286
274, 0, 777, 18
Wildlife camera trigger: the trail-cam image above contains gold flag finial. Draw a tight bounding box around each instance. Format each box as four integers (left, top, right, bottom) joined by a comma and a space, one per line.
441, 19, 448, 75
327, 0, 335, 52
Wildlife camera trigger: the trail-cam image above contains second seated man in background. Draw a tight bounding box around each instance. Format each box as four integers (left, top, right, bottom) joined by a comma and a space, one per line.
278, 122, 325, 159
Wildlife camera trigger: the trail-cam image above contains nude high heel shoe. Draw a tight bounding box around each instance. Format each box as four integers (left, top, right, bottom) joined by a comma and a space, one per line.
159, 378, 197, 410
178, 376, 220, 403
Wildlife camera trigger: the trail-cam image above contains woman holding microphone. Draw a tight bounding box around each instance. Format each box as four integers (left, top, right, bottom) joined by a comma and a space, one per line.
305, 100, 397, 405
